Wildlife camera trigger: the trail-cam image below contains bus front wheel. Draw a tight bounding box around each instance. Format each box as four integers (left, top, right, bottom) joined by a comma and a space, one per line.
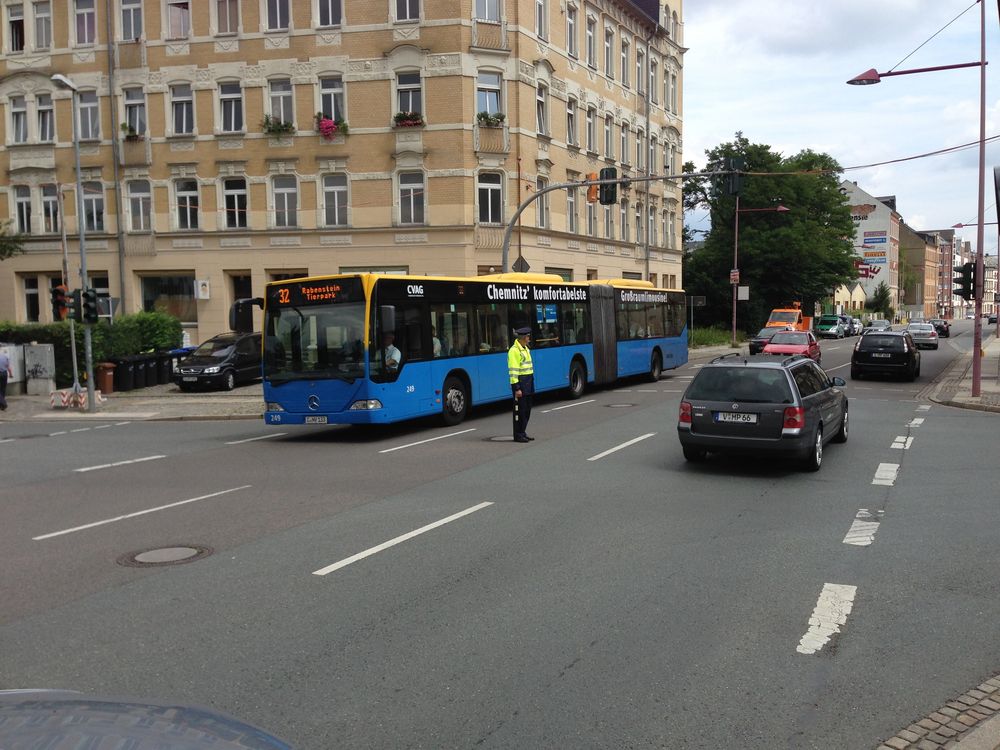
442, 376, 468, 426
568, 361, 586, 399
648, 351, 663, 382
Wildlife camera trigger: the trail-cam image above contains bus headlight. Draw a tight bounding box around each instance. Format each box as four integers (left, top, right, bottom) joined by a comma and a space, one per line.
266, 402, 285, 412
349, 399, 383, 410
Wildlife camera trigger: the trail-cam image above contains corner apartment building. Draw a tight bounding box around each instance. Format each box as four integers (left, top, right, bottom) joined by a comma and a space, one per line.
0, 0, 684, 343
838, 180, 900, 315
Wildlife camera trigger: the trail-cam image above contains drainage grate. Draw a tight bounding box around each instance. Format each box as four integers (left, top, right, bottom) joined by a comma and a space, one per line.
117, 545, 213, 568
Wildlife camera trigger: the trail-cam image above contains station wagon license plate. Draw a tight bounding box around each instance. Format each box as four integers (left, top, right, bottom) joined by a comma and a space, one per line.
716, 412, 757, 424
872, 352, 892, 358
304, 416, 328, 424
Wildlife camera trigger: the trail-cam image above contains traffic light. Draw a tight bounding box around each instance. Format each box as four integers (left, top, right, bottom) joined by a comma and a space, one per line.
51, 285, 68, 321
586, 172, 599, 203
82, 288, 99, 324
598, 167, 618, 205
724, 156, 745, 195
69, 289, 83, 322
953, 261, 976, 301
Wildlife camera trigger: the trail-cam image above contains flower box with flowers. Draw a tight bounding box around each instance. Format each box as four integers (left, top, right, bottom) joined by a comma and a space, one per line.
476, 111, 505, 128
393, 111, 425, 128
261, 114, 296, 136
315, 113, 349, 141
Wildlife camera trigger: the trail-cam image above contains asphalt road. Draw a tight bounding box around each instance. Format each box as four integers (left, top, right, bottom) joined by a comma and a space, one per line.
2, 321, 997, 749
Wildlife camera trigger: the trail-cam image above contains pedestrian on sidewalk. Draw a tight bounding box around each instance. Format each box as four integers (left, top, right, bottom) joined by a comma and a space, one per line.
508, 326, 534, 443
0, 349, 10, 411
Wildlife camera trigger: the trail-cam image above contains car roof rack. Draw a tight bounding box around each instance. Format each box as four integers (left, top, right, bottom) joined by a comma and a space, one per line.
709, 352, 745, 364
781, 355, 807, 366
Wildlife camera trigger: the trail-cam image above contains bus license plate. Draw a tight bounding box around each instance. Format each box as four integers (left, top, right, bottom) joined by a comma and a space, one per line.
716, 412, 757, 424
305, 416, 328, 424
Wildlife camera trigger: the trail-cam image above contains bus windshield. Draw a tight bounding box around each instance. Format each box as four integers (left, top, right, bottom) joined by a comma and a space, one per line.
264, 302, 366, 384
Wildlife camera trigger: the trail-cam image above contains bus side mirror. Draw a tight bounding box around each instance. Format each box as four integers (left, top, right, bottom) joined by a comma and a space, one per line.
379, 305, 396, 334
230, 297, 263, 333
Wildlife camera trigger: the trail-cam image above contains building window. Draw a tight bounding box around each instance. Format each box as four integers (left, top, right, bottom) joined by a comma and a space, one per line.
41, 184, 58, 233
535, 83, 547, 135
175, 179, 199, 230
220, 82, 243, 132
34, 2, 50, 48
604, 26, 614, 77
586, 203, 596, 237
9, 96, 27, 143
567, 186, 578, 233
216, 0, 239, 33
322, 174, 348, 226
171, 84, 194, 134
319, 76, 345, 121
649, 58, 658, 103
635, 129, 642, 170
223, 177, 247, 228
649, 136, 657, 173
82, 181, 104, 231
124, 87, 146, 135
475, 0, 500, 21
661, 211, 668, 248
585, 107, 595, 151
620, 199, 629, 242
604, 204, 613, 240
13, 185, 31, 233
648, 204, 656, 245
8, 4, 24, 52
536, 177, 549, 229
566, 97, 577, 146
604, 115, 613, 157
273, 175, 298, 228
636, 49, 645, 93
318, 0, 341, 26
142, 276, 196, 324
669, 209, 676, 247
121, 0, 142, 41
396, 72, 422, 114
266, 0, 289, 30
79, 90, 99, 139
24, 276, 39, 322
477, 172, 502, 224
269, 79, 293, 126
671, 11, 678, 42
128, 180, 151, 231
476, 71, 501, 115
399, 172, 424, 225
166, 0, 190, 38
621, 37, 630, 86
36, 93, 53, 141
566, 5, 577, 57
635, 202, 643, 243
585, 16, 596, 67
670, 73, 678, 113
535, 0, 546, 39
620, 123, 629, 164
396, 0, 418, 22
75, 0, 95, 44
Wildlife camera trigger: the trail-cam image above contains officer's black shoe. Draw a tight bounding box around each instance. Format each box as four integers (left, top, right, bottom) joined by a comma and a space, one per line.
525, 436, 535, 440
514, 436, 530, 443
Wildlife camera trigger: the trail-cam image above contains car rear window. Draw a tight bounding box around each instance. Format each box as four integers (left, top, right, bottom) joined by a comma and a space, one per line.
908, 324, 933, 331
686, 367, 794, 403
859, 335, 903, 350
770, 332, 808, 345
818, 316, 839, 324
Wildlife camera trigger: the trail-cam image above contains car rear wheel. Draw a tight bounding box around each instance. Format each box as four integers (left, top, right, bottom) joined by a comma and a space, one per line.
442, 375, 468, 426
803, 427, 823, 472
907, 362, 917, 382
833, 406, 848, 443
850, 367, 861, 380
683, 445, 707, 462
223, 370, 236, 391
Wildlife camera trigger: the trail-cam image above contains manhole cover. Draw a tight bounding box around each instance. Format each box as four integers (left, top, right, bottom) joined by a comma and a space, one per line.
117, 545, 212, 568
606, 403, 635, 408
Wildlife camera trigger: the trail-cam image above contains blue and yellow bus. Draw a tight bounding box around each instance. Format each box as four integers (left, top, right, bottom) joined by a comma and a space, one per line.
253, 273, 686, 426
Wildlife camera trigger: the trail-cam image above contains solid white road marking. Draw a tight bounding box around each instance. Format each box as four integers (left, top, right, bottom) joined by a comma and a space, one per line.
225, 432, 288, 445
379, 428, 476, 454
916, 405, 931, 411
587, 433, 657, 461
891, 436, 914, 450
542, 399, 595, 413
843, 508, 883, 546
826, 362, 850, 372
828, 346, 843, 351
75, 455, 166, 473
677, 376, 695, 379
797, 583, 857, 654
872, 463, 900, 486
33, 485, 253, 540
312, 501, 493, 576
908, 417, 925, 427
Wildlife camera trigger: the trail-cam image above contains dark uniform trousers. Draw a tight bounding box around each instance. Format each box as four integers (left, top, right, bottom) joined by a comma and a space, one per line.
512, 375, 534, 439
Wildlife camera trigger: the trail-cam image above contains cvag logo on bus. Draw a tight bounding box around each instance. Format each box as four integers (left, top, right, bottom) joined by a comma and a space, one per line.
407, 284, 425, 296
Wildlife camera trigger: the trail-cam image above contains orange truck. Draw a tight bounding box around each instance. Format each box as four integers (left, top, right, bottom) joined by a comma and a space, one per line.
765, 302, 813, 332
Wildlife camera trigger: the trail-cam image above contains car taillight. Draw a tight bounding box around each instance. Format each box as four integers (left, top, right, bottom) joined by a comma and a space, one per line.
783, 406, 805, 429
930, 331, 937, 337
679, 401, 693, 424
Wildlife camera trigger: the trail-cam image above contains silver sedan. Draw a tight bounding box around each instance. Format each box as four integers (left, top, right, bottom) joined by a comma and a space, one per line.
905, 323, 939, 350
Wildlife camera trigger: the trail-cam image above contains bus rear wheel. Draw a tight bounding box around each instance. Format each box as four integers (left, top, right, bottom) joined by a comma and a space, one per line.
442, 376, 468, 426
568, 361, 586, 399
648, 351, 663, 382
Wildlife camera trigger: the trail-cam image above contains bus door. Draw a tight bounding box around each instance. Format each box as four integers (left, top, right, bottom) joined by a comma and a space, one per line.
588, 285, 617, 384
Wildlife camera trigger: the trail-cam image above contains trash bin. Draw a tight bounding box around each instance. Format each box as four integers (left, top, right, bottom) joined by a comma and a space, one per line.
131, 356, 147, 390
156, 352, 172, 385
169, 346, 197, 375
96, 362, 116, 394
144, 354, 158, 387
113, 357, 134, 392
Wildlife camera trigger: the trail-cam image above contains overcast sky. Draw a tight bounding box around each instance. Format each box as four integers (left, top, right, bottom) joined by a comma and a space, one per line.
682, 0, 1000, 253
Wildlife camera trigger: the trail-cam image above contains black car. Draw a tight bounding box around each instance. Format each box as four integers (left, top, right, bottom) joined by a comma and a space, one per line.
748, 326, 787, 355
173, 331, 262, 391
989, 314, 998, 324
851, 330, 920, 381
929, 318, 950, 337
677, 353, 848, 471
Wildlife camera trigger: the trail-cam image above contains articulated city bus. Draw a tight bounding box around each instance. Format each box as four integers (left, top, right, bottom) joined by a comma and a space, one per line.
250, 272, 686, 426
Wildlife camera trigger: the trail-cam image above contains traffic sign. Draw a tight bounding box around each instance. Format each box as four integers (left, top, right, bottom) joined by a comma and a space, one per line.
730, 269, 740, 284
690, 295, 706, 307
512, 256, 530, 273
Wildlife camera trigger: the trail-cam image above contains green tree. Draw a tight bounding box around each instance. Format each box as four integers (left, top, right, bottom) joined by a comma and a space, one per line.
866, 281, 894, 320
682, 133, 858, 332
0, 220, 26, 261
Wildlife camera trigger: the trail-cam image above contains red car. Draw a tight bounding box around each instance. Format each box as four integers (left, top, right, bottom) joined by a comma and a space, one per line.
762, 330, 822, 364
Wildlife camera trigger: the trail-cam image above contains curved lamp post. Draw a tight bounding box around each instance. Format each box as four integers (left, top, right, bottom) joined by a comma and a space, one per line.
732, 201, 790, 347
847, 0, 987, 395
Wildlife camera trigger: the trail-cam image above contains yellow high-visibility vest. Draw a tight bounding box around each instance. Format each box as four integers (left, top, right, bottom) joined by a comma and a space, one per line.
507, 339, 533, 385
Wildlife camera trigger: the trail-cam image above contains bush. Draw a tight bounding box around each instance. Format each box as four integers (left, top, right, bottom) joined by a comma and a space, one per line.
689, 325, 740, 348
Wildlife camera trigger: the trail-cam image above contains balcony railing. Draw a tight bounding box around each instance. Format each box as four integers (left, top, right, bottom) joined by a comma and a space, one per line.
472, 18, 508, 50
474, 123, 509, 154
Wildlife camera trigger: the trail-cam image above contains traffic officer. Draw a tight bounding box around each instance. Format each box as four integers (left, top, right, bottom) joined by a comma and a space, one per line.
508, 326, 534, 442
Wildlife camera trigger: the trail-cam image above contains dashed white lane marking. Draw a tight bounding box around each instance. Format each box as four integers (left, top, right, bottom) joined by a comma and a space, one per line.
614, 389, 633, 393
225, 432, 288, 445
843, 509, 883, 546
636, 389, 659, 392
677, 375, 695, 379
872, 463, 900, 486
689, 364, 703, 369
828, 346, 843, 351
114, 421, 131, 426
916, 405, 931, 412
312, 501, 493, 576
0, 438, 13, 444
48, 431, 67, 436
891, 436, 914, 450
93, 425, 111, 430
542, 399, 595, 413
70, 428, 90, 433
796, 583, 858, 655
662, 389, 684, 393
826, 362, 850, 371
378, 428, 476, 454
33, 485, 253, 541
587, 433, 657, 461
908, 417, 925, 427
75, 455, 166, 473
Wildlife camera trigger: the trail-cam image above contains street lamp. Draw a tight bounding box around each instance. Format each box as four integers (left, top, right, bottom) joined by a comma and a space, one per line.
732, 200, 790, 347
51, 73, 96, 412
847, 0, 987, 396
